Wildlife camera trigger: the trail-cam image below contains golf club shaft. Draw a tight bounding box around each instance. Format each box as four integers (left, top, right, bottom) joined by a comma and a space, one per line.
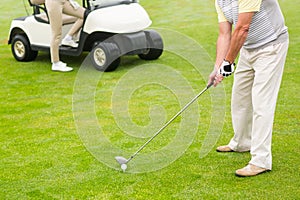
126, 83, 213, 163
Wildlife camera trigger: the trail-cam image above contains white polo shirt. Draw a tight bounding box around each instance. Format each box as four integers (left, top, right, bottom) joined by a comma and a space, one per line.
215, 0, 288, 49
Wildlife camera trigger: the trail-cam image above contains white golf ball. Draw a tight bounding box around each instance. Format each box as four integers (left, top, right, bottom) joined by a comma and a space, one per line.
121, 164, 127, 171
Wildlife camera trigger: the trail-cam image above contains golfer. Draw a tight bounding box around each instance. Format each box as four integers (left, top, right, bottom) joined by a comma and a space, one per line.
208, 0, 289, 177
45, 0, 86, 72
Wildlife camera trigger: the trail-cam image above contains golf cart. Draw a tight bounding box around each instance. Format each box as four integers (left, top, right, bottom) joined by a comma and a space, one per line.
8, 0, 163, 71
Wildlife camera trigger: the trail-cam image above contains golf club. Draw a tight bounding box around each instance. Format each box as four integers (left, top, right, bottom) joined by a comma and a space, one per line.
115, 82, 214, 172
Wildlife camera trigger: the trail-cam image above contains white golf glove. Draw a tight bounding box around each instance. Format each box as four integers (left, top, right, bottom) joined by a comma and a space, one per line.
219, 60, 235, 77
69, 0, 80, 9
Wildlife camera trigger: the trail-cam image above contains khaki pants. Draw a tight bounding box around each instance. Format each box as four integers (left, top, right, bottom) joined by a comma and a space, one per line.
45, 0, 85, 63
228, 39, 289, 170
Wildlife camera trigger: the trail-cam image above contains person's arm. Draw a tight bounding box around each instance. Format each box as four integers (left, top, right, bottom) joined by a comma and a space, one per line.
208, 21, 232, 86
212, 12, 255, 86
224, 12, 254, 64
216, 21, 232, 69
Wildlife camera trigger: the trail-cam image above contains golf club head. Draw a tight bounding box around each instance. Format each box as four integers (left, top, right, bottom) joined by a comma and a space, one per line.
115, 156, 128, 165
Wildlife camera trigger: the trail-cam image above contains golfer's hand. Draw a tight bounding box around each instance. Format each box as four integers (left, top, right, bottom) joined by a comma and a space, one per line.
208, 69, 216, 87
214, 73, 224, 86
219, 60, 235, 77
208, 69, 223, 87
209, 60, 235, 87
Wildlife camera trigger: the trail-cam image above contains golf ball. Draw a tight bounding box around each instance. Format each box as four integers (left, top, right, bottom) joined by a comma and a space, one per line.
121, 164, 127, 171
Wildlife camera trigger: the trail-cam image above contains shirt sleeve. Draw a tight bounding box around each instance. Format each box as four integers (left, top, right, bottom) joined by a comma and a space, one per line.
238, 0, 262, 13
215, 0, 227, 23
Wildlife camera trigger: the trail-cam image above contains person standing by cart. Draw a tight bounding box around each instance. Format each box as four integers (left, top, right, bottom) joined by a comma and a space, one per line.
45, 0, 86, 72
208, 0, 289, 177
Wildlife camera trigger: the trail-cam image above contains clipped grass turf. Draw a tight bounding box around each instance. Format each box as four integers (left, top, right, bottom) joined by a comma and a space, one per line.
0, 0, 299, 199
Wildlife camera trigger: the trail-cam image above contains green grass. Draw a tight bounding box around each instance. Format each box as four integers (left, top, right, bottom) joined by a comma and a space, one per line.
0, 0, 299, 199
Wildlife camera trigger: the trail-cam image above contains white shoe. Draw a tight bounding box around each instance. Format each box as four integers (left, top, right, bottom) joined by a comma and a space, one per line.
235, 164, 270, 177
61, 38, 78, 48
52, 61, 73, 72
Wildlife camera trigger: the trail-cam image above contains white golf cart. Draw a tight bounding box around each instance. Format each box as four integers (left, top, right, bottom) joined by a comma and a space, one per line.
8, 0, 163, 71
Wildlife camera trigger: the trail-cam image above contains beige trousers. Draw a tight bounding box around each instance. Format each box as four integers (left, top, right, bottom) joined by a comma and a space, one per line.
45, 0, 85, 63
228, 39, 289, 170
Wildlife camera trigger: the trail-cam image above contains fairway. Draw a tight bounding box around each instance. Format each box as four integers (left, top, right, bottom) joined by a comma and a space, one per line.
0, 0, 299, 199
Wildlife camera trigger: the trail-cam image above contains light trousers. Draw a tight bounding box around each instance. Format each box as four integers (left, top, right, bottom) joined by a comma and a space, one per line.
45, 0, 85, 63
228, 39, 289, 170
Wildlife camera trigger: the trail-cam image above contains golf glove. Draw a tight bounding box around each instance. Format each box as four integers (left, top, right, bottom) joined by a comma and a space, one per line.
69, 0, 80, 9
219, 60, 235, 77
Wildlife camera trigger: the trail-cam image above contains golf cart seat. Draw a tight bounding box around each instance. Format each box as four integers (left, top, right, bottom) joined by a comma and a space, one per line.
33, 13, 78, 25
29, 0, 78, 25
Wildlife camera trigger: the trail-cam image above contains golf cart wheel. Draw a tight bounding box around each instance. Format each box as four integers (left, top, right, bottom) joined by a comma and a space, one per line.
90, 42, 121, 72
11, 34, 38, 62
138, 30, 163, 60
